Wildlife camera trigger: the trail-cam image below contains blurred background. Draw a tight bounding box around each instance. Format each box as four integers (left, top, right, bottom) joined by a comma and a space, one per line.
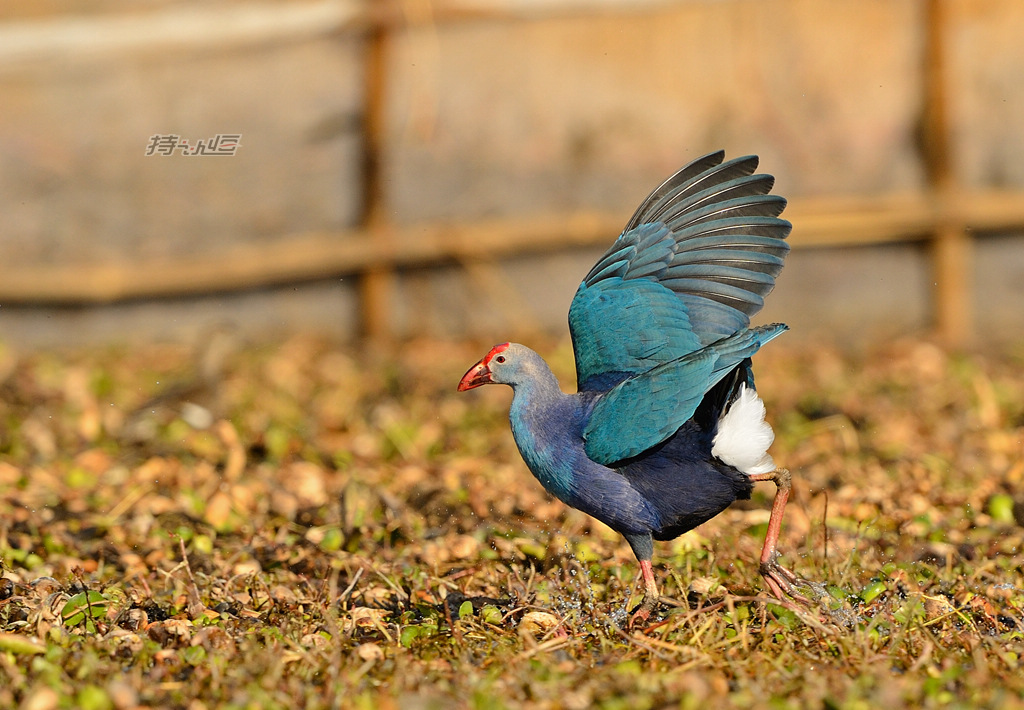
1, 0, 1023, 352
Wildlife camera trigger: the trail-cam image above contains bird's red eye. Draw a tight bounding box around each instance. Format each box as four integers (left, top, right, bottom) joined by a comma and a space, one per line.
495, 356, 505, 364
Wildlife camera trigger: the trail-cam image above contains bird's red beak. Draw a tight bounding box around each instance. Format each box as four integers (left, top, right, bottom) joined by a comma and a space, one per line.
457, 358, 493, 391
457, 343, 510, 391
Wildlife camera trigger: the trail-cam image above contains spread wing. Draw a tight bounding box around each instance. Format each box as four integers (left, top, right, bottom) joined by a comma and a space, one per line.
568, 151, 791, 392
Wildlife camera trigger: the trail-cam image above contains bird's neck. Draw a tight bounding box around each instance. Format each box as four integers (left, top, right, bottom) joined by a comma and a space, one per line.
510, 358, 562, 402
507, 362, 578, 502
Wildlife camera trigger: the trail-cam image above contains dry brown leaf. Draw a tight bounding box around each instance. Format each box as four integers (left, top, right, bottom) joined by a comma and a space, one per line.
518, 611, 560, 637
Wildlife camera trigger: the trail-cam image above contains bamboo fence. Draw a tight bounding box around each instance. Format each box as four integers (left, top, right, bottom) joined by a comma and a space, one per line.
1, 0, 1022, 345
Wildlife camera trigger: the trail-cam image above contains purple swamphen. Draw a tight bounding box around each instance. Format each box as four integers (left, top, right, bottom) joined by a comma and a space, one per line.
458, 151, 806, 625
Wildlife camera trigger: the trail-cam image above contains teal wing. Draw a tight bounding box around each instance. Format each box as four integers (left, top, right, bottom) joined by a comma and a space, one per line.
568, 151, 791, 392
568, 242, 703, 393
582, 324, 788, 466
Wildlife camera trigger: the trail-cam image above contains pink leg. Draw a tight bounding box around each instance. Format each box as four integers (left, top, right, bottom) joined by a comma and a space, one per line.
628, 559, 660, 628
747, 468, 812, 604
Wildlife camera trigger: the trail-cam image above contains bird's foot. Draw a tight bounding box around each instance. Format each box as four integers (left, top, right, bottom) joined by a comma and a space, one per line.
760, 557, 827, 607
626, 558, 661, 629
627, 595, 658, 629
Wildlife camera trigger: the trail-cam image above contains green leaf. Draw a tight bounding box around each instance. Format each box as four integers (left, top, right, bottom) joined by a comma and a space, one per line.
414, 604, 440, 621
192, 534, 214, 555
319, 528, 344, 552
399, 626, 417, 648
480, 605, 503, 625
77, 685, 113, 710
518, 541, 546, 560
860, 581, 887, 604
615, 659, 643, 675
988, 494, 1016, 524
458, 601, 474, 619
768, 604, 798, 629
0, 633, 46, 655
61, 591, 110, 626
399, 627, 436, 647
183, 645, 207, 665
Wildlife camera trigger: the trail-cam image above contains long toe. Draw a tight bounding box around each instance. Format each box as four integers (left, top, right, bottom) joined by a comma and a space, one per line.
760, 560, 820, 606
628, 597, 658, 629
628, 607, 651, 629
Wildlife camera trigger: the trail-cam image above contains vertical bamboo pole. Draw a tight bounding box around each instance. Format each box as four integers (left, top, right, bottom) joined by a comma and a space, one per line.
360, 7, 396, 341
923, 0, 971, 346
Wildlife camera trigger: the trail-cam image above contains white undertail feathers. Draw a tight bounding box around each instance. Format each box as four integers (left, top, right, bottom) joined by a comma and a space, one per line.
711, 384, 776, 475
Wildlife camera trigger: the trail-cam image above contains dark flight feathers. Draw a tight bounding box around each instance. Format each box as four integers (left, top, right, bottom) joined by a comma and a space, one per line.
568, 152, 792, 466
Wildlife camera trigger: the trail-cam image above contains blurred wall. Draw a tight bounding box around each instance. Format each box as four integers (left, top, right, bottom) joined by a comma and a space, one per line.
0, 0, 1022, 349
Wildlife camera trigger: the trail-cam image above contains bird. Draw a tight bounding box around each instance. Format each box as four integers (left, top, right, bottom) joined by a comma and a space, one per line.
457, 150, 809, 626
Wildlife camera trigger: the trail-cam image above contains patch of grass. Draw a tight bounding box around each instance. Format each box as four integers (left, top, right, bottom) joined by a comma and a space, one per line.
0, 336, 1023, 708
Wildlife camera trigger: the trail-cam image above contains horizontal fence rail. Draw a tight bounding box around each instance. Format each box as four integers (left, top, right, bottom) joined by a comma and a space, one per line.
0, 191, 1022, 305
